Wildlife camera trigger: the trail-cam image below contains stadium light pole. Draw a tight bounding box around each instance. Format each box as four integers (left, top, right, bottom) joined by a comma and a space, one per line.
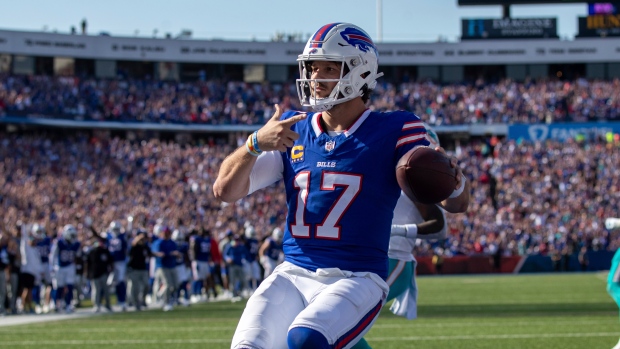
376, 0, 383, 43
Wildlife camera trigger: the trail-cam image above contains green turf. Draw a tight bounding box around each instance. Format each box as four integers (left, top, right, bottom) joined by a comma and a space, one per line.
0, 273, 618, 348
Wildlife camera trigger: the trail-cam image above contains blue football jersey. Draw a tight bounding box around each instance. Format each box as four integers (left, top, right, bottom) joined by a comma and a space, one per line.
107, 233, 128, 262
245, 238, 260, 263
193, 236, 212, 262
55, 239, 80, 267
264, 238, 282, 261
279, 109, 428, 279
176, 242, 189, 266
36, 237, 52, 263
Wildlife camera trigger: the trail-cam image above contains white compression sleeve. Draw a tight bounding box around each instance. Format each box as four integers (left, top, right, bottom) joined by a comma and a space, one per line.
247, 150, 284, 195
391, 224, 418, 240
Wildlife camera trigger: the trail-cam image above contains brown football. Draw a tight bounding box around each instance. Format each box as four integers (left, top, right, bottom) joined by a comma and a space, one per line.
396, 146, 456, 204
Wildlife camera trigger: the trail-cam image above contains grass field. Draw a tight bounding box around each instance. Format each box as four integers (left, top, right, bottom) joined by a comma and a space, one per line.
0, 273, 617, 348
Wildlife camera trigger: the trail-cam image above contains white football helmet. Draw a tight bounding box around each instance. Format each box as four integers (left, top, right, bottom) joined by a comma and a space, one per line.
62, 224, 77, 242
153, 223, 167, 236
272, 227, 283, 241
172, 229, 185, 242
296, 23, 383, 111
31, 223, 46, 239
109, 221, 122, 236
245, 225, 256, 239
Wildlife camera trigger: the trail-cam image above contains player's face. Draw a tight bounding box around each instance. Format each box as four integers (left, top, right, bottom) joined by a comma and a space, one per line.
308, 61, 341, 98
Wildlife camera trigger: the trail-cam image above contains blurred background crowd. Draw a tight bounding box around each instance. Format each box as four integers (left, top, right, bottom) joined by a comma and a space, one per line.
1, 74, 619, 125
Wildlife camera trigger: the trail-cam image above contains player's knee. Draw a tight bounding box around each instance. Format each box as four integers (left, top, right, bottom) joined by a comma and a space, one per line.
287, 327, 329, 349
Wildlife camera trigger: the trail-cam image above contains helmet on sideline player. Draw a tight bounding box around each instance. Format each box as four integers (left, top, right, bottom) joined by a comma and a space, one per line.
272, 227, 283, 242
32, 223, 46, 239
109, 220, 122, 236
245, 225, 256, 239
172, 229, 185, 242
296, 23, 383, 112
62, 224, 77, 242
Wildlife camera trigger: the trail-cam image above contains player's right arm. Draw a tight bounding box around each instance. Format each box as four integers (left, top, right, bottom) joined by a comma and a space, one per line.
258, 239, 269, 259
213, 105, 306, 203
413, 203, 447, 239
49, 240, 58, 266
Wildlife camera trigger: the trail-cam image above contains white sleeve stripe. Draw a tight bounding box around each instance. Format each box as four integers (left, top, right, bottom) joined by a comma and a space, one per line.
402, 121, 424, 130
396, 134, 426, 148
248, 151, 284, 195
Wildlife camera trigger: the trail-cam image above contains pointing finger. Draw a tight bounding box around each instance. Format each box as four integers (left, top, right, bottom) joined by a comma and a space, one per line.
281, 113, 307, 126
270, 104, 284, 121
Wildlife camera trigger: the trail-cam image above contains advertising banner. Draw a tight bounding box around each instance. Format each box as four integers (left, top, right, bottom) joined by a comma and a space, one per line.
462, 18, 558, 39
578, 15, 620, 37
508, 122, 620, 141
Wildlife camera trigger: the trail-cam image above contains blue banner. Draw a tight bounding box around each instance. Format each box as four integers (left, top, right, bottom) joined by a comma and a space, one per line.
508, 122, 620, 142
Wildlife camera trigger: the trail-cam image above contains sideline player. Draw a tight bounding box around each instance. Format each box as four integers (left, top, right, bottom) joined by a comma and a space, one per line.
49, 224, 80, 313
214, 22, 469, 349
353, 128, 470, 349
107, 221, 128, 311
258, 227, 283, 279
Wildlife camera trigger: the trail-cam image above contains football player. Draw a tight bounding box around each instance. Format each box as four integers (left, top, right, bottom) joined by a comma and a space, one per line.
189, 228, 216, 302
243, 224, 262, 293
353, 127, 470, 349
172, 229, 191, 306
32, 223, 52, 313
106, 220, 128, 311
49, 224, 80, 313
606, 218, 620, 349
151, 225, 179, 311
258, 227, 283, 279
214, 22, 468, 349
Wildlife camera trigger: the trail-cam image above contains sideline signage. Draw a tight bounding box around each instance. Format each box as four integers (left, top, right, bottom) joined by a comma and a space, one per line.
578, 15, 620, 37
508, 123, 620, 141
462, 18, 558, 39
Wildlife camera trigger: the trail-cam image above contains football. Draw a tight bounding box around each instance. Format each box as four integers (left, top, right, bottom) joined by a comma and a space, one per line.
396, 146, 457, 205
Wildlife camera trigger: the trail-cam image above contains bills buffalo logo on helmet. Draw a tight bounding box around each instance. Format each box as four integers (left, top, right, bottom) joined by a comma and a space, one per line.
340, 27, 376, 53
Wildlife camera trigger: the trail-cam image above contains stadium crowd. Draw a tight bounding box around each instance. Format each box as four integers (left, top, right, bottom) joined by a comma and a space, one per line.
0, 127, 619, 315
1, 74, 620, 124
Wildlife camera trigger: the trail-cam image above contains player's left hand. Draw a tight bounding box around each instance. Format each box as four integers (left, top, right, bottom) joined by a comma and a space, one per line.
433, 146, 463, 191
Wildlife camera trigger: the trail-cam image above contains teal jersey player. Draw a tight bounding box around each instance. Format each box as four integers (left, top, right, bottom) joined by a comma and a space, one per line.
353, 127, 470, 349
607, 247, 620, 349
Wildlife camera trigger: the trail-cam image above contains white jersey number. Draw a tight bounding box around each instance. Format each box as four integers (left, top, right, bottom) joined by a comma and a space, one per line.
290, 172, 362, 240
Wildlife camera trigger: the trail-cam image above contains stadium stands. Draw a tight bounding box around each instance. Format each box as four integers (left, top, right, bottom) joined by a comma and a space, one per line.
2, 75, 620, 124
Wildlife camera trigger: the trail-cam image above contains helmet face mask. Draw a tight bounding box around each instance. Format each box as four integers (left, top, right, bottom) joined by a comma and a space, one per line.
172, 229, 185, 242
296, 23, 383, 112
62, 224, 77, 242
32, 223, 46, 239
109, 221, 122, 237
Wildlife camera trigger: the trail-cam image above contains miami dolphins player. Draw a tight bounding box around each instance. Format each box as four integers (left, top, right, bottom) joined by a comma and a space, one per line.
606, 218, 620, 349
353, 127, 470, 349
214, 22, 469, 349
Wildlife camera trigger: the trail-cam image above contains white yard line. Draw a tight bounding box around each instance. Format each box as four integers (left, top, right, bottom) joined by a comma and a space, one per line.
0, 332, 616, 346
